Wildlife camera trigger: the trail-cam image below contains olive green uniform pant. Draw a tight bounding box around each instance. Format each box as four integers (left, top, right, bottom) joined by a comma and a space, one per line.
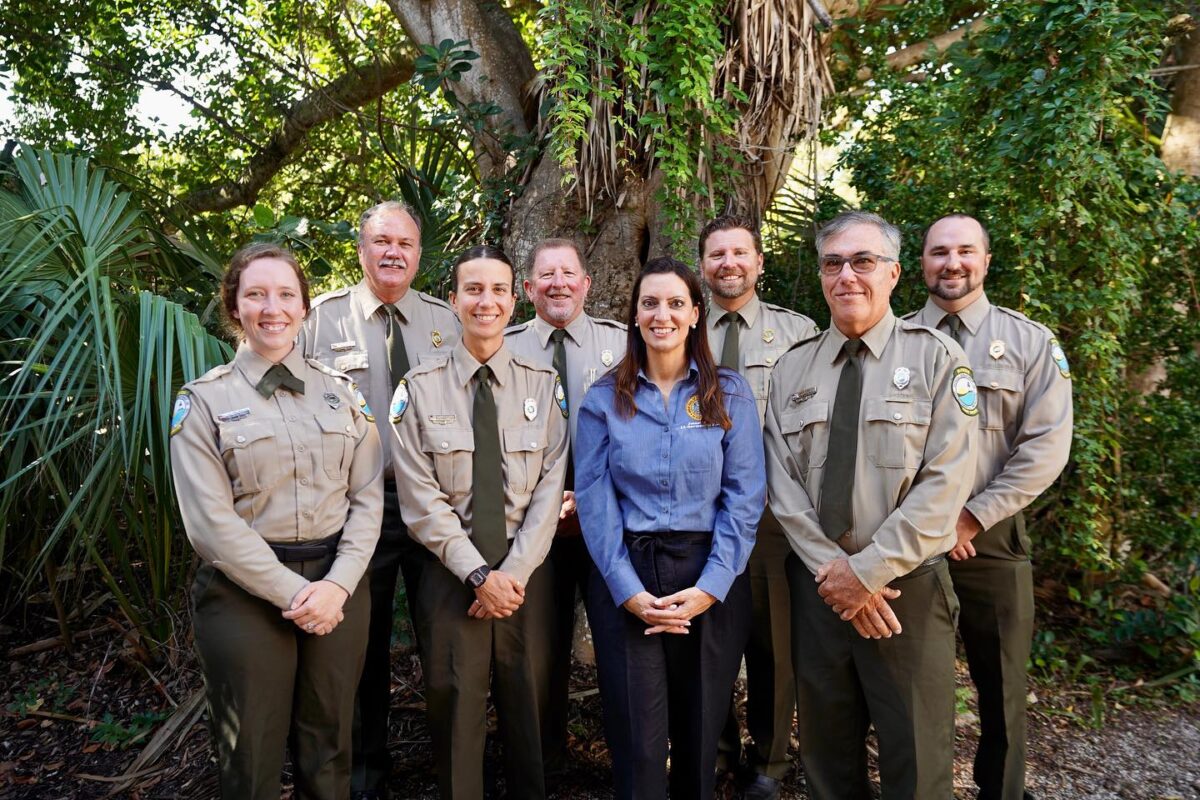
718, 508, 795, 780
192, 557, 370, 800
788, 555, 959, 800
950, 513, 1035, 800
414, 559, 555, 800
542, 525, 591, 777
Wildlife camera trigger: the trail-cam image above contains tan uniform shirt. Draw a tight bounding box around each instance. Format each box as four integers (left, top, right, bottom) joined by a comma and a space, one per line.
764, 310, 979, 593
170, 344, 384, 609
301, 280, 460, 477
906, 294, 1073, 530
390, 341, 570, 583
503, 312, 627, 442
706, 294, 820, 426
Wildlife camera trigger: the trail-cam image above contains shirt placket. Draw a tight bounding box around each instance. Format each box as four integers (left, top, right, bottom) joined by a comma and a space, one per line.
280, 391, 314, 540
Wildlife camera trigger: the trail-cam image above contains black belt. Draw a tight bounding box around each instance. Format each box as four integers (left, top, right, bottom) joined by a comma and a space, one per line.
268, 531, 342, 562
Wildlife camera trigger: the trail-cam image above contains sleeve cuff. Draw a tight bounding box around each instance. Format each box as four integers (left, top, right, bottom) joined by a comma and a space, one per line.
270, 570, 311, 611
502, 558, 534, 586
964, 497, 999, 533
606, 562, 646, 607
323, 559, 365, 598
696, 562, 736, 603
847, 547, 897, 595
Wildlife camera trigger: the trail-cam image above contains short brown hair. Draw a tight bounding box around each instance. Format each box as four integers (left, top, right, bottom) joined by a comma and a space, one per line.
220, 243, 310, 334
698, 214, 762, 260
529, 238, 587, 274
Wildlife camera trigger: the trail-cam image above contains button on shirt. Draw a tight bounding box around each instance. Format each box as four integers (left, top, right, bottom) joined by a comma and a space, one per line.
575, 366, 766, 606
763, 310, 978, 594
504, 312, 627, 441
906, 293, 1073, 530
390, 341, 569, 584
170, 343, 384, 610
705, 294, 819, 427
302, 280, 460, 476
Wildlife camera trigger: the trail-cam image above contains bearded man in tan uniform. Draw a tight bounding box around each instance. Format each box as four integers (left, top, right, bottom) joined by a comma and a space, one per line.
906, 213, 1072, 800
764, 210, 978, 799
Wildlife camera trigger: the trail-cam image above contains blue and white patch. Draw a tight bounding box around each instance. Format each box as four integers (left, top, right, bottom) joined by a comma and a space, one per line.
1050, 338, 1070, 379
952, 366, 979, 416
169, 390, 191, 436
390, 379, 410, 424
354, 384, 374, 423
554, 376, 568, 418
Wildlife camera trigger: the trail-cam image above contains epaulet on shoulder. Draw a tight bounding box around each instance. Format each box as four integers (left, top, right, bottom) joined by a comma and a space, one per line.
416, 291, 454, 311
783, 328, 822, 355
995, 305, 1054, 337
511, 353, 557, 375
190, 362, 234, 386
406, 357, 449, 382
306, 358, 353, 384
899, 308, 920, 321
592, 316, 627, 331
898, 319, 957, 356
504, 320, 535, 336
762, 301, 811, 320
311, 286, 351, 308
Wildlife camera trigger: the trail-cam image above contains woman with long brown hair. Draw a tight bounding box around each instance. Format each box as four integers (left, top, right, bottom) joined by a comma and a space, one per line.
575, 256, 765, 798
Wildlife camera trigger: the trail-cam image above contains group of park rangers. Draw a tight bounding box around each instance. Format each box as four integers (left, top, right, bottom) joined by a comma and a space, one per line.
170, 200, 1072, 800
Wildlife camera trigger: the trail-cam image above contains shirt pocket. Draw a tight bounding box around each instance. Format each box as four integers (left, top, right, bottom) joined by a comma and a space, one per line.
864, 397, 932, 470
420, 427, 474, 496
218, 421, 278, 495
317, 412, 356, 480
743, 352, 780, 404
503, 425, 547, 495
778, 400, 829, 479
973, 367, 1024, 432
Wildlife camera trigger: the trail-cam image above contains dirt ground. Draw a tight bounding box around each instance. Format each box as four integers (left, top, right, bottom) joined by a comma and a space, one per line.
2, 620, 1197, 800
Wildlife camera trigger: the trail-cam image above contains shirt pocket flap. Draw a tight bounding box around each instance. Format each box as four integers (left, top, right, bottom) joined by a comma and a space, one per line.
219, 421, 274, 451
503, 426, 547, 453
420, 427, 475, 454
865, 397, 932, 426
974, 367, 1023, 393
333, 352, 369, 372
779, 400, 829, 434
316, 413, 356, 437
743, 352, 780, 368
417, 353, 450, 366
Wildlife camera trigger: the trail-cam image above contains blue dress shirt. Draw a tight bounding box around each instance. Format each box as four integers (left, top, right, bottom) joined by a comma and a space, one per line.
575, 362, 766, 606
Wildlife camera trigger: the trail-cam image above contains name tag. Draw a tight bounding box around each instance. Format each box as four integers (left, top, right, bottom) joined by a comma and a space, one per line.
331, 341, 356, 351
428, 415, 457, 425
217, 408, 251, 422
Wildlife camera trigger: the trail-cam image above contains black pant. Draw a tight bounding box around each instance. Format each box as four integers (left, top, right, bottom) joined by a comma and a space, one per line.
542, 528, 593, 775
588, 531, 751, 800
351, 485, 432, 794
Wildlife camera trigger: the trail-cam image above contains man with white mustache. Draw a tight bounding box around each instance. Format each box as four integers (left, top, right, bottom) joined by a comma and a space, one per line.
906, 213, 1072, 800
699, 215, 816, 800
503, 238, 626, 781
302, 201, 460, 800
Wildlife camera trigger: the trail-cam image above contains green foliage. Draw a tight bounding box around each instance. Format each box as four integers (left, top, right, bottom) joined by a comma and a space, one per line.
831, 0, 1199, 671
0, 147, 231, 651
90, 709, 170, 748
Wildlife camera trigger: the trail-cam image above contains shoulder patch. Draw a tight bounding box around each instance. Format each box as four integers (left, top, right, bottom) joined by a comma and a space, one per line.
311, 286, 351, 308
169, 389, 192, 436
1049, 338, 1070, 379
554, 375, 569, 418
390, 378, 410, 423
951, 366, 979, 416
354, 384, 375, 422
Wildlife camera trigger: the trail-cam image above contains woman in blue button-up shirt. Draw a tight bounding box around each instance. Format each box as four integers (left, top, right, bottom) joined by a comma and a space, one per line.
576, 256, 766, 799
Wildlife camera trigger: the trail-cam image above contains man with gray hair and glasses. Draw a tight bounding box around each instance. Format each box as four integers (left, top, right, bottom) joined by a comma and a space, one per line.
302, 201, 460, 799
763, 210, 978, 799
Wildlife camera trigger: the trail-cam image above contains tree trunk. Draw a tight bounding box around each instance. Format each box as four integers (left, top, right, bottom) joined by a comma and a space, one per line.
1162, 21, 1200, 176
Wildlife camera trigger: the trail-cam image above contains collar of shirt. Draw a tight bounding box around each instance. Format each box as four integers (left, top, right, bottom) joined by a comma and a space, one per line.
824, 308, 896, 364
450, 339, 513, 388
233, 341, 309, 386
705, 293, 761, 331
531, 311, 587, 348
919, 291, 991, 335
353, 279, 418, 324
634, 359, 700, 389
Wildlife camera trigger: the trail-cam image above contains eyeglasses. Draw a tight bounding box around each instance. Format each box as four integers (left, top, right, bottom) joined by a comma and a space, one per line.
818, 253, 897, 275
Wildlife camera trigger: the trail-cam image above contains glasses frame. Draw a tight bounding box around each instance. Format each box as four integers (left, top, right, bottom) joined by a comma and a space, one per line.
817, 252, 898, 276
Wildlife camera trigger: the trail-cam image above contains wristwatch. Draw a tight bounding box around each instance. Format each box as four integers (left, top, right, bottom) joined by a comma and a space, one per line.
465, 565, 491, 590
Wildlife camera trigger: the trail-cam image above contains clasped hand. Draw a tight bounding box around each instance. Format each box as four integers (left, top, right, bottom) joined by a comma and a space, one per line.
815, 558, 903, 640
283, 580, 348, 636
623, 587, 716, 635
467, 570, 525, 619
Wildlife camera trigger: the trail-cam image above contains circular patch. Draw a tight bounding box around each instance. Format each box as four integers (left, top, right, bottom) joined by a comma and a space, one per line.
554, 376, 568, 418
686, 394, 702, 421
1050, 338, 1070, 379
390, 379, 409, 424
355, 384, 374, 423
952, 366, 979, 416
169, 389, 192, 436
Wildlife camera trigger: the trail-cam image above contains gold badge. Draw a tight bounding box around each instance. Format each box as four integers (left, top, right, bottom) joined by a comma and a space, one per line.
686, 395, 702, 421
762, 329, 775, 344
989, 340, 1006, 360
601, 349, 613, 367
431, 330, 443, 348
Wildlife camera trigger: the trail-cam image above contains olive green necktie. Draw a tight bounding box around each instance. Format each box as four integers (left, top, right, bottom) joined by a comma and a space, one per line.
819, 338, 863, 541
384, 304, 410, 393
472, 365, 508, 566
720, 311, 741, 370
549, 328, 574, 490
944, 313, 963, 345
256, 363, 305, 398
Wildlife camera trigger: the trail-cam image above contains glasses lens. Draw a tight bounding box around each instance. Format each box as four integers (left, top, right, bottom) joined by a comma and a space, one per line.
820, 257, 846, 274
851, 254, 879, 273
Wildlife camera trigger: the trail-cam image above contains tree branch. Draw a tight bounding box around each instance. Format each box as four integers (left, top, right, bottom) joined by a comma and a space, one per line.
855, 15, 990, 82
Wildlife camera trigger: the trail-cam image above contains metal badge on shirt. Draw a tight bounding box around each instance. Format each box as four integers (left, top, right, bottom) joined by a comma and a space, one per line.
762, 329, 775, 344
989, 340, 1006, 360
601, 349, 614, 367
431, 330, 444, 348
524, 398, 538, 421
323, 392, 342, 410
892, 367, 911, 390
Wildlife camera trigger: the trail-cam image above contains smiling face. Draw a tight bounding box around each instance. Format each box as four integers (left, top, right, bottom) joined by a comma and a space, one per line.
636, 272, 700, 359
701, 226, 763, 309
451, 257, 516, 356
819, 222, 901, 339
358, 208, 422, 303
233, 257, 307, 362
921, 216, 991, 311
525, 245, 591, 327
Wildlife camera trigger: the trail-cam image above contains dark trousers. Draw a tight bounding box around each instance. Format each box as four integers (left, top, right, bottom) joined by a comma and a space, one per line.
415, 558, 555, 800
788, 554, 958, 800
542, 524, 593, 775
352, 485, 431, 794
588, 531, 752, 800
950, 513, 1035, 800
191, 557, 370, 800
718, 508, 795, 780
